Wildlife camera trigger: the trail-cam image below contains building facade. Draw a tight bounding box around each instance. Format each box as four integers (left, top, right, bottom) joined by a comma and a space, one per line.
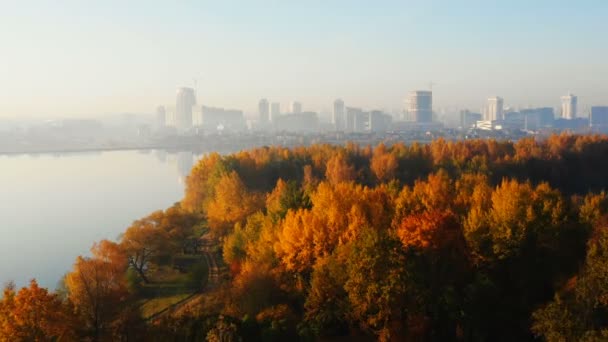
487, 97, 504, 121
270, 102, 281, 121
258, 99, 270, 124
175, 87, 196, 131
290, 101, 302, 114
333, 99, 345, 131
407, 91, 433, 123
561, 94, 577, 119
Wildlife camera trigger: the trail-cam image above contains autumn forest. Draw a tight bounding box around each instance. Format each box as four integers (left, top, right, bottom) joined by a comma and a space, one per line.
3, 134, 608, 341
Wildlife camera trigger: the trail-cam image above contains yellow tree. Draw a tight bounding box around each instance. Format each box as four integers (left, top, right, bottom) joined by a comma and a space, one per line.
325, 152, 356, 185
205, 171, 264, 236
182, 152, 227, 212
371, 143, 398, 183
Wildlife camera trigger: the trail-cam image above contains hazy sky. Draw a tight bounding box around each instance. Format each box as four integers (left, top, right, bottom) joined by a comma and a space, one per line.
1, 0, 607, 118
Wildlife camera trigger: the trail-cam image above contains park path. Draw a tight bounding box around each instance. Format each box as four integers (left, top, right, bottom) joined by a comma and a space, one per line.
145, 237, 224, 322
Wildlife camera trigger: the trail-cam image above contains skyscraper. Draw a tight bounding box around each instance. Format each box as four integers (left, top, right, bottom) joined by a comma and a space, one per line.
561, 94, 577, 119
290, 101, 302, 114
407, 91, 433, 123
270, 102, 281, 121
332, 99, 345, 131
175, 87, 196, 131
487, 96, 504, 121
259, 98, 270, 124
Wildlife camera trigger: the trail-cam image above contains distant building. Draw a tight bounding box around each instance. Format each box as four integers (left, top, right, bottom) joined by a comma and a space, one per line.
521, 107, 554, 130
368, 110, 392, 132
503, 111, 525, 130
487, 97, 504, 121
333, 99, 345, 131
591, 106, 608, 129
290, 101, 302, 114
270, 102, 281, 121
258, 99, 270, 124
407, 91, 433, 123
346, 107, 367, 133
156, 106, 166, 128
554, 118, 588, 130
175, 87, 196, 132
274, 112, 318, 132
460, 110, 482, 129
475, 120, 503, 131
561, 94, 577, 119
201, 106, 246, 132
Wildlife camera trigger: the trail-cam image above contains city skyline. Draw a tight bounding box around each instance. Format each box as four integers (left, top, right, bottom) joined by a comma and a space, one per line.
1, 1, 607, 118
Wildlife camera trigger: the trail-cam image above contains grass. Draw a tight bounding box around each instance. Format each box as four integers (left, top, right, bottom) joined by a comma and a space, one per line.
139, 293, 193, 319
134, 257, 210, 318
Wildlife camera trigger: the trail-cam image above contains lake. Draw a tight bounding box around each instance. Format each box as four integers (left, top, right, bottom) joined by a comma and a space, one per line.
0, 150, 201, 289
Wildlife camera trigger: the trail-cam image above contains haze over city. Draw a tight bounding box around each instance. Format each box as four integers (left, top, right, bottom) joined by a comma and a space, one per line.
1, 0, 607, 119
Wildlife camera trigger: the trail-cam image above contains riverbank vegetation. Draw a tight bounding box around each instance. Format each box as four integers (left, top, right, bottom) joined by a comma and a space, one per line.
2, 134, 608, 341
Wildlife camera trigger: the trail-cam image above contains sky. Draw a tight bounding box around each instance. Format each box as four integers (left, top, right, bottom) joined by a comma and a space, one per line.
1, 0, 607, 118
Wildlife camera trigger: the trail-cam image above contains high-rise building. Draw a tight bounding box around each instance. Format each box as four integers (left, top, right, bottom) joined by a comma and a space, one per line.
270, 102, 281, 121
156, 106, 166, 128
561, 94, 577, 119
258, 99, 270, 124
290, 101, 302, 114
175, 87, 196, 131
332, 99, 345, 131
487, 97, 504, 121
407, 91, 433, 123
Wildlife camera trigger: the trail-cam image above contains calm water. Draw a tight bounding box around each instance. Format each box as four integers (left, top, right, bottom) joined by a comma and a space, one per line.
0, 150, 200, 289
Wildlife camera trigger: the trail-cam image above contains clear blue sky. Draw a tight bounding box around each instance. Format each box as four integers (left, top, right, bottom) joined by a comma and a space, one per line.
1, 0, 606, 117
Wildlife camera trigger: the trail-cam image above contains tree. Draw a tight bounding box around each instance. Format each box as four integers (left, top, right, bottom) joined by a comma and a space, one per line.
303, 255, 350, 338
344, 228, 412, 341
205, 171, 264, 236
325, 152, 356, 184
266, 179, 311, 222
120, 218, 168, 283
0, 280, 75, 341
65, 243, 129, 340
532, 219, 608, 340
206, 316, 241, 342
371, 143, 398, 183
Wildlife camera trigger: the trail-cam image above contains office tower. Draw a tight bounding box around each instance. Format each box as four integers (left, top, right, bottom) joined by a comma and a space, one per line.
487, 96, 504, 121
270, 102, 281, 121
258, 98, 270, 124
407, 91, 433, 123
290, 101, 302, 114
175, 87, 196, 131
156, 106, 166, 128
333, 99, 345, 130
561, 94, 578, 119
